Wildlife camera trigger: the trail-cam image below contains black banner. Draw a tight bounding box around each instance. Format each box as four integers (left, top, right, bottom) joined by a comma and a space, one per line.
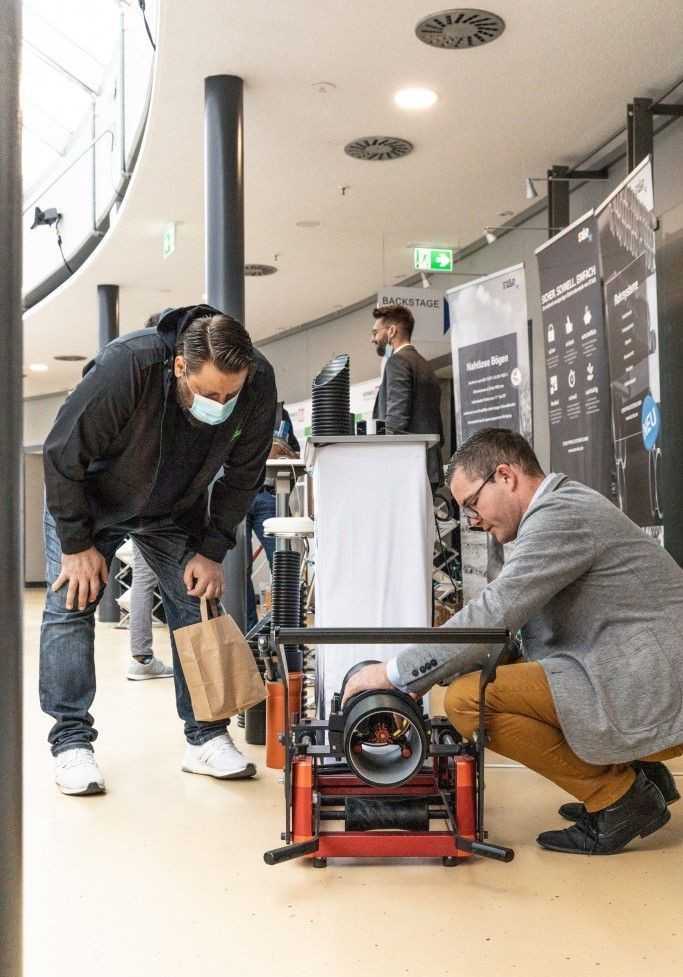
537, 213, 613, 497
597, 158, 663, 535
457, 331, 520, 439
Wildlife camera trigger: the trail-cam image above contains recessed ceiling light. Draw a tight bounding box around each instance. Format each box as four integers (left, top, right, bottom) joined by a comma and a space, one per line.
394, 87, 438, 110
29, 363, 48, 372
54, 354, 88, 362
296, 220, 321, 228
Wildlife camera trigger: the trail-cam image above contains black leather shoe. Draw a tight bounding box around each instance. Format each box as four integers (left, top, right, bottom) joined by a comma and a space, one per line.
538, 770, 671, 855
558, 760, 680, 822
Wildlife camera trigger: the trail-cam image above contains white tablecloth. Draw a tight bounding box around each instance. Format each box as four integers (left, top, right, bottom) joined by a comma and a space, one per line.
312, 441, 434, 718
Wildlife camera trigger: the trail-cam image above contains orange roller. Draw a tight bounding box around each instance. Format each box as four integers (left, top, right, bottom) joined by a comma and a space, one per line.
266, 674, 303, 769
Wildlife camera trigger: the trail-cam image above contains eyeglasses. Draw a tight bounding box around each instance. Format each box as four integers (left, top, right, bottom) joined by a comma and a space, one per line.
460, 469, 497, 523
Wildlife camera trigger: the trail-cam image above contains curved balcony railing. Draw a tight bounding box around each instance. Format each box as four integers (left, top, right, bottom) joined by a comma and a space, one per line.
22, 1, 158, 309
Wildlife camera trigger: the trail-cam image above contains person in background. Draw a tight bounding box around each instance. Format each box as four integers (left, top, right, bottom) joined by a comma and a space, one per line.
126, 541, 173, 680
124, 311, 173, 681
245, 403, 300, 634
371, 303, 444, 489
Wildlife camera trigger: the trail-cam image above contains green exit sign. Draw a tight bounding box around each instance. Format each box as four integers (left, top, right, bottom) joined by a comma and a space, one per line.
414, 247, 453, 272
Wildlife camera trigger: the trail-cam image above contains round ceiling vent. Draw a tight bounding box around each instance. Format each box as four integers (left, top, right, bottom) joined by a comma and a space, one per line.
244, 264, 278, 277
344, 136, 414, 161
415, 9, 505, 49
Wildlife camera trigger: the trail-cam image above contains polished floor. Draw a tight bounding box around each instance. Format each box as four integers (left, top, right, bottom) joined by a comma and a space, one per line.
23, 589, 683, 977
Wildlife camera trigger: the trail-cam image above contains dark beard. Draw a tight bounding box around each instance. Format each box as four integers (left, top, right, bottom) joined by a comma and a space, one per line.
375, 342, 386, 357
174, 376, 204, 428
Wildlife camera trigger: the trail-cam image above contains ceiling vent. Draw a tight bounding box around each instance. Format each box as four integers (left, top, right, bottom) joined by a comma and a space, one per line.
415, 9, 505, 49
245, 264, 277, 277
54, 354, 87, 362
344, 136, 414, 161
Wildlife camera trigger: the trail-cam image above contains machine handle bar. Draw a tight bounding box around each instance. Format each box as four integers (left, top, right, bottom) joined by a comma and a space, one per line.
263, 838, 320, 865
275, 627, 509, 645
470, 841, 515, 862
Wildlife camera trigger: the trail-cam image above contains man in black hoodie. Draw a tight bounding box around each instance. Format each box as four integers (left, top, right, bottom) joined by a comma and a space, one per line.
40, 305, 277, 795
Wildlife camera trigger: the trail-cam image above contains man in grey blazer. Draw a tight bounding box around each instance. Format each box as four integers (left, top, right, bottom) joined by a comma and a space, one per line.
343, 428, 683, 855
371, 304, 444, 487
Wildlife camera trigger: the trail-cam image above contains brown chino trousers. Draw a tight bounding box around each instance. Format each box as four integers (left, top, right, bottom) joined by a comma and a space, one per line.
445, 661, 683, 812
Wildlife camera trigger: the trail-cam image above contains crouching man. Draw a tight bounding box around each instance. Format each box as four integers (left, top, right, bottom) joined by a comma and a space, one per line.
343, 428, 683, 854
41, 305, 276, 795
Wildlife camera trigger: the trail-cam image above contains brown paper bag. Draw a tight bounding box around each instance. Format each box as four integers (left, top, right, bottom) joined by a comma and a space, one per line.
174, 599, 266, 721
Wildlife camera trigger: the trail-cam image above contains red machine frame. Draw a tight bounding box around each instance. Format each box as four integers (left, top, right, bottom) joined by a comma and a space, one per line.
262, 627, 516, 868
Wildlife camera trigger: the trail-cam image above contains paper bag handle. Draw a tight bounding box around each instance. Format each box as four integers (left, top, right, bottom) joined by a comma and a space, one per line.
200, 597, 222, 623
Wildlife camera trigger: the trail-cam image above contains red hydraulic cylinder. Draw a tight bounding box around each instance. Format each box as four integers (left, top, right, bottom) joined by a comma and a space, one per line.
292, 757, 314, 842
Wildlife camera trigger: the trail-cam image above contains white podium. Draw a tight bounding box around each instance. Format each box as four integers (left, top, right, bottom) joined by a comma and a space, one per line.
307, 435, 437, 718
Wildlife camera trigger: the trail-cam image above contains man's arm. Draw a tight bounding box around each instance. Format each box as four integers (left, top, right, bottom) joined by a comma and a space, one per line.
392, 501, 596, 693
43, 344, 144, 554
383, 354, 414, 433
197, 373, 277, 563
343, 499, 595, 702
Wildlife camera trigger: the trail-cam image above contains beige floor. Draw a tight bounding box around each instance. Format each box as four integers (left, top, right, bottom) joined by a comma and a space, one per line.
23, 588, 683, 977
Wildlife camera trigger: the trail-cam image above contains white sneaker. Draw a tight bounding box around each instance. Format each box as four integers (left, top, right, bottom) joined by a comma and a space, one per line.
182, 732, 256, 780
126, 656, 174, 681
55, 748, 106, 796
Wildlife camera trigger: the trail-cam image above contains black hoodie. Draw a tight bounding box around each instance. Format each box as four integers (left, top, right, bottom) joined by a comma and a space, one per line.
43, 305, 277, 562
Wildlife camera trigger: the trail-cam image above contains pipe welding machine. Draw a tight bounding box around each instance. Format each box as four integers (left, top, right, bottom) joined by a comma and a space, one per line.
261, 626, 516, 868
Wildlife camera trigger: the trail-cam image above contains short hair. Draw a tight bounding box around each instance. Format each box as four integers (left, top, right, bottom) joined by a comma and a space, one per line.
179, 313, 255, 375
372, 303, 414, 339
447, 428, 544, 484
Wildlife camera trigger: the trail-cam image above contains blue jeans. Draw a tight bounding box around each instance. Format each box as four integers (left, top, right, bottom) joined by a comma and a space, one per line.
245, 488, 276, 632
39, 507, 229, 754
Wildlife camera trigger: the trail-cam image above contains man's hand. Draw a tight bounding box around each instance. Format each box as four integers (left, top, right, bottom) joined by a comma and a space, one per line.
52, 546, 109, 611
183, 554, 224, 599
341, 662, 396, 707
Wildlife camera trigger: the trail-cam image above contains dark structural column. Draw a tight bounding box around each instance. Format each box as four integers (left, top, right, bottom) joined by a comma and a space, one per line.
0, 3, 23, 974
205, 75, 249, 630
97, 284, 122, 622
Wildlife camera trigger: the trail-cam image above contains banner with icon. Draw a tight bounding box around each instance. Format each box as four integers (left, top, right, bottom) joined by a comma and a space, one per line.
446, 264, 531, 602
446, 263, 532, 446
536, 211, 614, 499
596, 156, 663, 540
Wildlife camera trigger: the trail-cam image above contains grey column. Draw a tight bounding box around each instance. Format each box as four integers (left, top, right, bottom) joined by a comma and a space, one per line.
0, 3, 23, 974
96, 284, 121, 622
205, 75, 248, 630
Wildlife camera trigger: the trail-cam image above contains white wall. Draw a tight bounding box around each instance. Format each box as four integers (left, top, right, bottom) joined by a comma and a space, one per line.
23, 393, 67, 447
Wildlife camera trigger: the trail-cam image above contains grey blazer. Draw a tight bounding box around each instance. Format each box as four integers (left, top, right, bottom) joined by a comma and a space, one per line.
372, 345, 444, 486
394, 474, 683, 764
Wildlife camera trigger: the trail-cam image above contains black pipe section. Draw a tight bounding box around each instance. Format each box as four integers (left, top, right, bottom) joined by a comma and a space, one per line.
0, 3, 23, 971
272, 551, 302, 671
264, 838, 319, 866
276, 627, 509, 645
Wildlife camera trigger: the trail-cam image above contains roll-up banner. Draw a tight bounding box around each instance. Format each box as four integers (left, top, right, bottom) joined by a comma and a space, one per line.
536, 211, 614, 499
596, 156, 663, 542
446, 264, 531, 601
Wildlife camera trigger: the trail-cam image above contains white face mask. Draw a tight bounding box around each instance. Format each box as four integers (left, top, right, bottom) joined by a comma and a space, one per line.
189, 390, 239, 425
183, 372, 241, 426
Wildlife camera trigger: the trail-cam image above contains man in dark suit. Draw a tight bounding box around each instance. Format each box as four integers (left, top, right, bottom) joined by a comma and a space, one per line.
371, 303, 444, 487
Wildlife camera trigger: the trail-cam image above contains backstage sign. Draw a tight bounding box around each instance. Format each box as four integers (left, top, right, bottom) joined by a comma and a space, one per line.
536, 212, 613, 499
375, 286, 450, 357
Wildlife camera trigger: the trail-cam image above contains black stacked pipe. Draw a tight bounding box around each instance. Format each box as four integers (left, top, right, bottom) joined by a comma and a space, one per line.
272, 550, 303, 671
311, 353, 351, 436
